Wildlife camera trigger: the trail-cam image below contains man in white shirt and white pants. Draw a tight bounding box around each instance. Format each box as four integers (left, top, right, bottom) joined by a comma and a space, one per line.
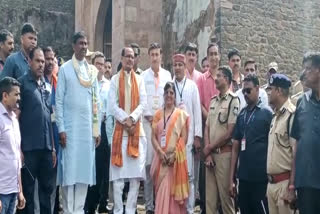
172, 54, 202, 214
141, 43, 172, 214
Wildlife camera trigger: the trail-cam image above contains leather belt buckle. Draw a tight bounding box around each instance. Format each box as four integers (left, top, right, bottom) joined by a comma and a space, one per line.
267, 175, 274, 183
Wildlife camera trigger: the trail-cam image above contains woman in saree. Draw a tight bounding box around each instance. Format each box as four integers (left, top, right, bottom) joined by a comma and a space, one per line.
150, 82, 190, 214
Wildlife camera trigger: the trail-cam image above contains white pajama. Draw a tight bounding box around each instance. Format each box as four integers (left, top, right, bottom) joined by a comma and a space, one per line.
113, 178, 140, 214
61, 183, 88, 214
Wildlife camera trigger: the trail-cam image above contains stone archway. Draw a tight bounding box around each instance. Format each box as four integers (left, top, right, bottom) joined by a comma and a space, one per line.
75, 0, 112, 55
94, 0, 112, 58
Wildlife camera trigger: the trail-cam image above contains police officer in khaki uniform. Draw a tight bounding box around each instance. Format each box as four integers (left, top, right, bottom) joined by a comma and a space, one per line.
203, 66, 240, 214
266, 74, 296, 214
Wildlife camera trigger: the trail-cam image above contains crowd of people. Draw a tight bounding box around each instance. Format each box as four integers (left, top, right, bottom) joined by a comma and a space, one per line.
0, 22, 319, 214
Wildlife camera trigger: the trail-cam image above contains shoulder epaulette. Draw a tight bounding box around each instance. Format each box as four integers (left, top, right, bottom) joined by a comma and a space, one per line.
211, 95, 218, 100
228, 91, 236, 98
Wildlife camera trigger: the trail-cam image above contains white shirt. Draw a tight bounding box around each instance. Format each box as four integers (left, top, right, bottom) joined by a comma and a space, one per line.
109, 70, 147, 136
174, 76, 202, 176
98, 76, 110, 120
236, 88, 269, 110
141, 67, 172, 116
174, 77, 202, 144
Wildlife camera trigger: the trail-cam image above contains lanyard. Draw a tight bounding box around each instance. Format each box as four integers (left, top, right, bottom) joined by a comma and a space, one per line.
175, 78, 187, 100
154, 74, 160, 93
243, 107, 256, 137
163, 108, 175, 130
244, 107, 256, 125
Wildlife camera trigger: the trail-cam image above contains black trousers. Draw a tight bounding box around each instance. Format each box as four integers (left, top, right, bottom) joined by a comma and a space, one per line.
84, 121, 111, 212
297, 187, 320, 214
19, 150, 55, 214
238, 180, 269, 214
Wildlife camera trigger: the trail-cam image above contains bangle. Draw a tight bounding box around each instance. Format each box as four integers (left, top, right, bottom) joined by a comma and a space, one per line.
52, 148, 56, 153
288, 185, 295, 190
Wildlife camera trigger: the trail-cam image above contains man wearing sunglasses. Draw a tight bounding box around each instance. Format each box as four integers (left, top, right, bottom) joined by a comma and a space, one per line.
203, 66, 240, 214
229, 74, 273, 214
235, 59, 268, 110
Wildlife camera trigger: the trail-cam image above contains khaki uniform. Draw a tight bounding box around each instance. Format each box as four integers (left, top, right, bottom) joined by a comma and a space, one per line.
291, 91, 303, 106
205, 91, 240, 214
267, 99, 296, 214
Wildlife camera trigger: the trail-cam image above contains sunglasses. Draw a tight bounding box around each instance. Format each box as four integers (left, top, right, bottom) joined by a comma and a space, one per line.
242, 88, 252, 94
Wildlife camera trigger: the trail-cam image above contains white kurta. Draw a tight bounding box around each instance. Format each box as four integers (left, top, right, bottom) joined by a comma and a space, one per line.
98, 76, 110, 121
109, 70, 147, 181
55, 60, 100, 186
141, 67, 172, 165
236, 88, 269, 110
174, 77, 202, 175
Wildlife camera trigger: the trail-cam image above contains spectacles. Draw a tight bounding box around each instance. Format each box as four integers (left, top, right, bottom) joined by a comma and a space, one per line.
242, 88, 252, 94
124, 55, 134, 59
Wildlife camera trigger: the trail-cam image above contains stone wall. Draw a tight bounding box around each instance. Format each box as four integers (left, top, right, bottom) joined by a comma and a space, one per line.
0, 0, 75, 59
217, 0, 320, 83
162, 0, 216, 71
112, 0, 163, 70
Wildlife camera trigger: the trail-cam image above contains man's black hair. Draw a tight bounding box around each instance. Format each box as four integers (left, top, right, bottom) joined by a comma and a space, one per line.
228, 48, 241, 60
21, 23, 37, 36
0, 77, 21, 101
244, 74, 260, 86
72, 31, 87, 44
0, 29, 13, 43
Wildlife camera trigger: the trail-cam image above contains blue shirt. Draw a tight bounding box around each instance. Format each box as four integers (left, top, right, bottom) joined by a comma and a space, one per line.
232, 103, 273, 182
291, 90, 320, 189
18, 72, 53, 152
0, 51, 29, 80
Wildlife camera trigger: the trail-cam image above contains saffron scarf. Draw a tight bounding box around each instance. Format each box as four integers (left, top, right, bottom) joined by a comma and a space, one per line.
71, 54, 99, 137
111, 69, 140, 167
152, 108, 190, 204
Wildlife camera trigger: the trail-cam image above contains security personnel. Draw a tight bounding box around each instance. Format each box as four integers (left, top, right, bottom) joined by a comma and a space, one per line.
266, 74, 296, 214
203, 66, 240, 214
229, 74, 273, 214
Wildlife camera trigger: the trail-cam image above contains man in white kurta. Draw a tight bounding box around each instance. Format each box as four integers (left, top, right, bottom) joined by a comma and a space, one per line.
55, 32, 101, 214
109, 47, 147, 214
184, 42, 203, 203
141, 43, 172, 213
173, 54, 202, 214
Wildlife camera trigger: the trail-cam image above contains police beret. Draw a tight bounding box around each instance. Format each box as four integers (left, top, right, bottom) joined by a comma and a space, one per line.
269, 74, 291, 88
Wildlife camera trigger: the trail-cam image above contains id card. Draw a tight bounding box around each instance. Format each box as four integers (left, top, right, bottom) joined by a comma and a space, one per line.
152, 96, 160, 111
51, 106, 56, 122
160, 131, 166, 148
241, 138, 246, 151
178, 101, 186, 111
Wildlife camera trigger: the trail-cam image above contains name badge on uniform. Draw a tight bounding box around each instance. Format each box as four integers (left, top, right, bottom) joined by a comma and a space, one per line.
160, 131, 166, 148
152, 96, 160, 111
241, 138, 246, 151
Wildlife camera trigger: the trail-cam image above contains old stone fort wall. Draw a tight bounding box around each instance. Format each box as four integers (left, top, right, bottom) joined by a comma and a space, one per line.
1, 0, 320, 83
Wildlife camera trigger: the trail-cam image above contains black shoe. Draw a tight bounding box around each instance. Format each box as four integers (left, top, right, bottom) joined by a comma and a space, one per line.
146, 211, 154, 214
